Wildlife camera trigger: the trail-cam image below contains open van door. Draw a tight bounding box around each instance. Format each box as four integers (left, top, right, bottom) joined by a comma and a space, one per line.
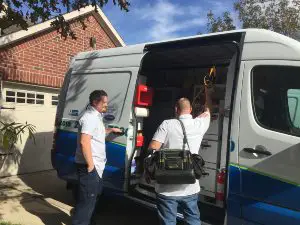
54, 45, 146, 192
238, 60, 300, 225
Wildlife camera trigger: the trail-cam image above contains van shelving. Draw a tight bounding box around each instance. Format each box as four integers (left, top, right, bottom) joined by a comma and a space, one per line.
129, 68, 228, 202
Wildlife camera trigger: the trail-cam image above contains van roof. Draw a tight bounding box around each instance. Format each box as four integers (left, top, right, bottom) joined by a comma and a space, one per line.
144, 28, 298, 45
75, 29, 300, 61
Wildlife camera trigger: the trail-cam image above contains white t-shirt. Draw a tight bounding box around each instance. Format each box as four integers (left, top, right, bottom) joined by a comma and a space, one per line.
152, 113, 210, 196
75, 106, 106, 177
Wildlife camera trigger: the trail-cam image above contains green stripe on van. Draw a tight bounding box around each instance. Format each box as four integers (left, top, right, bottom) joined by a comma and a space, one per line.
230, 163, 300, 187
110, 141, 126, 147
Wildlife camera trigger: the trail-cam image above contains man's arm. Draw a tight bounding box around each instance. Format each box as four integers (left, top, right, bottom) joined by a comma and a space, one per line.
196, 86, 213, 133
148, 121, 168, 152
79, 116, 98, 172
202, 86, 214, 116
80, 134, 94, 172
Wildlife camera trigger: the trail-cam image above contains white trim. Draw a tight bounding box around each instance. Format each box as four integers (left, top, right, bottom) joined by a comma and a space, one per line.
92, 6, 125, 47
0, 5, 125, 48
3, 81, 61, 90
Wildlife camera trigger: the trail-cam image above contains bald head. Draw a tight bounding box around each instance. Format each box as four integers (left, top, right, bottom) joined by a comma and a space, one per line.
175, 98, 192, 116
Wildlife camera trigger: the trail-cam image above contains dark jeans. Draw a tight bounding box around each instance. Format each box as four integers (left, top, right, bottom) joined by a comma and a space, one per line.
156, 193, 201, 225
72, 164, 103, 225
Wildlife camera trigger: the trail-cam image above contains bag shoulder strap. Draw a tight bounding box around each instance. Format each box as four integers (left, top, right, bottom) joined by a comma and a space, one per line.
178, 119, 191, 151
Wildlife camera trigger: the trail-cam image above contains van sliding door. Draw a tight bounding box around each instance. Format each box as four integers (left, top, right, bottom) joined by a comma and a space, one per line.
238, 60, 300, 225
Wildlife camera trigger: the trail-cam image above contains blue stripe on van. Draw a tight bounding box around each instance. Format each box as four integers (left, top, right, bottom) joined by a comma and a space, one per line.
227, 165, 300, 225
240, 165, 300, 211
54, 129, 126, 189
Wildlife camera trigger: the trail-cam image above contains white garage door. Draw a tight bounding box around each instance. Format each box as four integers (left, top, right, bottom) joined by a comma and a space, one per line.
0, 82, 60, 176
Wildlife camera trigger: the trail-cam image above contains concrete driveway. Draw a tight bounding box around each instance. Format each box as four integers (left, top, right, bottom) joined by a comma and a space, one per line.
0, 170, 161, 225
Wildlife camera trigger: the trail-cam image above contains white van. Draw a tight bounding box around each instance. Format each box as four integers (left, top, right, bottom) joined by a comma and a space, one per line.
51, 29, 300, 225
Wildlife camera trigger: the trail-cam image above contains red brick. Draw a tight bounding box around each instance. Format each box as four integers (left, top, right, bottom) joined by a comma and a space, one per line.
29, 73, 33, 83
1, 14, 117, 87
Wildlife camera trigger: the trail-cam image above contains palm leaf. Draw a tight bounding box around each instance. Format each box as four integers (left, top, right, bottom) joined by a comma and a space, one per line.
0, 121, 37, 150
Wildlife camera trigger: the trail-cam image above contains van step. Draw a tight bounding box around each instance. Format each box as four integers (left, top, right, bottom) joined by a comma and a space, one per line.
129, 186, 222, 225
125, 194, 156, 210
125, 195, 215, 225
135, 185, 156, 198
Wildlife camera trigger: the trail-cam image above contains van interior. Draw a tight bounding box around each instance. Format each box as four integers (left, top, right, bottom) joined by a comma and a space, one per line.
129, 40, 240, 224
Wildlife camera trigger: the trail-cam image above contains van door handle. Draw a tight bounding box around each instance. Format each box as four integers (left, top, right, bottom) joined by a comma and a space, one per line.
243, 148, 272, 156
201, 140, 211, 148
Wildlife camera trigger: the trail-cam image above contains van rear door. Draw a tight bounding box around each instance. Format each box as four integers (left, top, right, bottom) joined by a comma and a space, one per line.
55, 45, 145, 192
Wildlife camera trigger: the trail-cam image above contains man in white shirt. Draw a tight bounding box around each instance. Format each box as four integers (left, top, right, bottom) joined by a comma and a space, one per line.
72, 90, 121, 225
148, 87, 213, 225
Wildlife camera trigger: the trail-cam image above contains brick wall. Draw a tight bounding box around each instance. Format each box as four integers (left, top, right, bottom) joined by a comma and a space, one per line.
0, 14, 116, 88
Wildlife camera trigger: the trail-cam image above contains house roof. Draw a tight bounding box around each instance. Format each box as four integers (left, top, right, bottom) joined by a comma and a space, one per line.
2, 24, 27, 36
1, 18, 34, 36
0, 5, 125, 48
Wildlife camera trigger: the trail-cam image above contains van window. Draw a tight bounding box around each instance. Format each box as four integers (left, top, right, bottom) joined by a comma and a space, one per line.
288, 89, 300, 128
252, 66, 300, 137
64, 72, 131, 122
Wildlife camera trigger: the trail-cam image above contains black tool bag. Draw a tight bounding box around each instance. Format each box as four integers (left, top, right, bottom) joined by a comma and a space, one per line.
144, 119, 208, 184
155, 119, 197, 184
191, 153, 208, 179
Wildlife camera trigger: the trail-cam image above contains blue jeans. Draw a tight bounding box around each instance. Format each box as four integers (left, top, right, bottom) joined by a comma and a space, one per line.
156, 193, 201, 225
72, 164, 103, 225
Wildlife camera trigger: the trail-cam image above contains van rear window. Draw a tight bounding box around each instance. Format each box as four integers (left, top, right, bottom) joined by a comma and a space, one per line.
64, 72, 131, 123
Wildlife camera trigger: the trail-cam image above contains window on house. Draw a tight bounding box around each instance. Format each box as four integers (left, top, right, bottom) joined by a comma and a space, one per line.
16, 98, 25, 103
17, 92, 25, 97
6, 91, 16, 102
252, 66, 300, 137
5, 90, 44, 105
36, 94, 44, 105
27, 93, 35, 104
17, 92, 26, 103
52, 95, 59, 106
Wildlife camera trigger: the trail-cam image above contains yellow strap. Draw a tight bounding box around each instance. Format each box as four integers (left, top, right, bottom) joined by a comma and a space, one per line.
209, 66, 216, 77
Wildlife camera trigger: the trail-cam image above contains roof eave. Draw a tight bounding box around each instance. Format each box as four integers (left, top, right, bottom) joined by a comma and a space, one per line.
0, 5, 125, 48
92, 6, 125, 47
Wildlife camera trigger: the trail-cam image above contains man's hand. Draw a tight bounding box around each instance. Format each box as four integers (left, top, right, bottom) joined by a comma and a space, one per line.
199, 111, 210, 118
148, 140, 162, 151
111, 128, 122, 133
106, 128, 123, 134
80, 133, 94, 173
87, 164, 95, 173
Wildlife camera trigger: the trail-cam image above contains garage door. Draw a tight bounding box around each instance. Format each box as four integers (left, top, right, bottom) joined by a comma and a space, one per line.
0, 82, 60, 176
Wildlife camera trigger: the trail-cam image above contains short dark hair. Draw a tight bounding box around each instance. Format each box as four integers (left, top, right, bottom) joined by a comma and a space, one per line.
175, 98, 191, 111
89, 90, 108, 105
